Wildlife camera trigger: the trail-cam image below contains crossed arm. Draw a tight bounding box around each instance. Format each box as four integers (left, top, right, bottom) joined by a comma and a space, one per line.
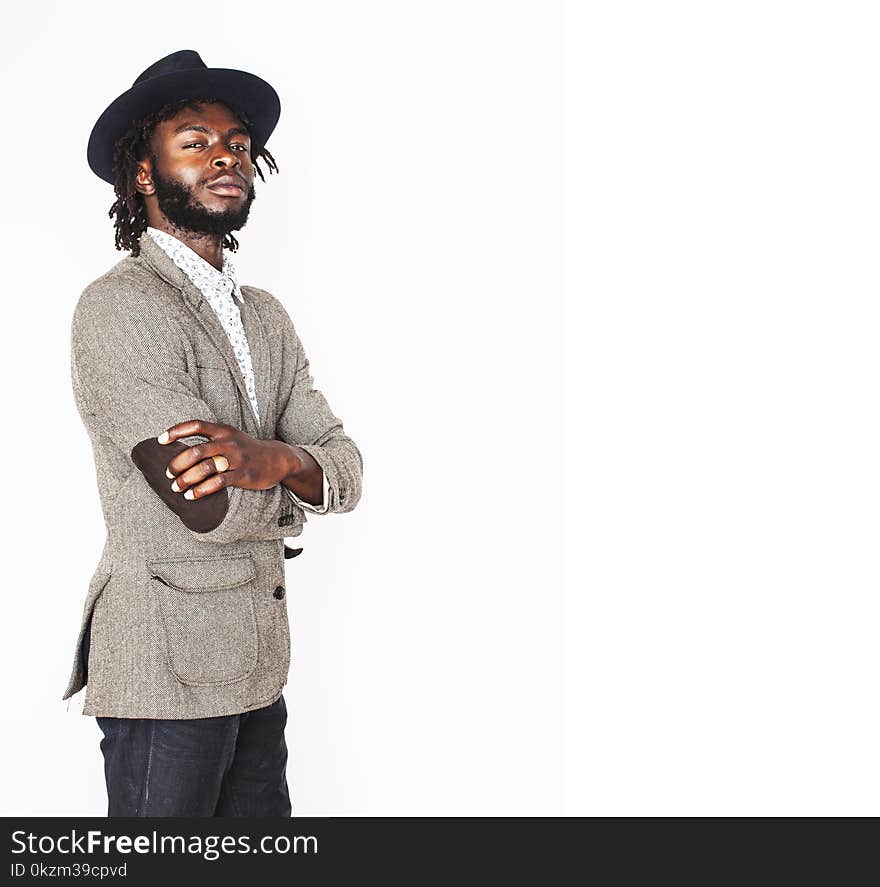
71, 287, 363, 543
130, 420, 325, 533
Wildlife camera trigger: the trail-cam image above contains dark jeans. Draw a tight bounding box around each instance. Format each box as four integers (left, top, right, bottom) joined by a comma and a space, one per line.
95, 694, 292, 817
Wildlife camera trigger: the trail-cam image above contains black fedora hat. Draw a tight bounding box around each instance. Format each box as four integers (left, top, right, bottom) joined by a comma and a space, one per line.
87, 49, 281, 185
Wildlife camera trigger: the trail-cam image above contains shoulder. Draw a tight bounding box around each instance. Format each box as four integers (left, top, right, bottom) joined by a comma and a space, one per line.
240, 284, 299, 333
239, 283, 288, 315
73, 257, 175, 331
71, 257, 186, 356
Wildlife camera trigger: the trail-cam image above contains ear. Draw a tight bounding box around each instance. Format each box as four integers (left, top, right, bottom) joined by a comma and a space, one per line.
134, 156, 156, 197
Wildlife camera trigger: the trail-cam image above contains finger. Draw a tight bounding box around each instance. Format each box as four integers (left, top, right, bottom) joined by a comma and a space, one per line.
171, 453, 232, 490
182, 470, 234, 501
166, 441, 229, 477
157, 420, 223, 445
170, 457, 226, 493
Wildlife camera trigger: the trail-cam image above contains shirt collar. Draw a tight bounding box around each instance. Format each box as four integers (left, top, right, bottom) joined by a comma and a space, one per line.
146, 226, 244, 303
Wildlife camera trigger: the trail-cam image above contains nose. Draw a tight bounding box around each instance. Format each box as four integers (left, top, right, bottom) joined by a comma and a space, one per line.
212, 150, 240, 170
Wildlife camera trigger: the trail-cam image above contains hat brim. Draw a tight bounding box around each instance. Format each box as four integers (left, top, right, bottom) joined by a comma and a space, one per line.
87, 67, 280, 185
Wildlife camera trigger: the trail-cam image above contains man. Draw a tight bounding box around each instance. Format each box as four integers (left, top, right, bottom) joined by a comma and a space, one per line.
62, 50, 363, 817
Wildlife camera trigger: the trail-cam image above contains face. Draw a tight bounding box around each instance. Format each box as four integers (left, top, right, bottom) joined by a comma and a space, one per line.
137, 101, 257, 237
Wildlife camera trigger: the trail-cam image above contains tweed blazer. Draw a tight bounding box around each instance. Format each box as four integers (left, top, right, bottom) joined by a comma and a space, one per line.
62, 229, 363, 719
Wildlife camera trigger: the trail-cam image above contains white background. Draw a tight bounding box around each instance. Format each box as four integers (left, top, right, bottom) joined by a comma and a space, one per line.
0, 1, 561, 815
567, 1, 880, 815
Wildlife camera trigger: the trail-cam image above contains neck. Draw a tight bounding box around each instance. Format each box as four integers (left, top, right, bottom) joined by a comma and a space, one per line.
149, 223, 224, 271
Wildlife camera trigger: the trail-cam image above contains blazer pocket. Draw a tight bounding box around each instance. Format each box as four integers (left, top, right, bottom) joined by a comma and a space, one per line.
146, 553, 259, 687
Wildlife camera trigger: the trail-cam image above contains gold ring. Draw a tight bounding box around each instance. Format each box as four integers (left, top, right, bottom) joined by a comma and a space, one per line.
212, 455, 230, 473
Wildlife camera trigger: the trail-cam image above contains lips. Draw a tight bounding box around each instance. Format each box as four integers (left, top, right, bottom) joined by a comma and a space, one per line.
206, 174, 246, 194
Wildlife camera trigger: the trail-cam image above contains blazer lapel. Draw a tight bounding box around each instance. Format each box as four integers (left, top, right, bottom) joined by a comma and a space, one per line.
237, 293, 271, 436
136, 231, 271, 437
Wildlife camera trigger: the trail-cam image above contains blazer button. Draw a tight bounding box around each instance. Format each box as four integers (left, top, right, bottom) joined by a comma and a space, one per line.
274, 585, 286, 600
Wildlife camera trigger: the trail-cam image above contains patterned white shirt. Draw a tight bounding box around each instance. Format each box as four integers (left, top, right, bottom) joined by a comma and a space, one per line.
146, 226, 330, 515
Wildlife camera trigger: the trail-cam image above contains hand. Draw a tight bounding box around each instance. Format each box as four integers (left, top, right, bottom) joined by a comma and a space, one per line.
158, 420, 300, 501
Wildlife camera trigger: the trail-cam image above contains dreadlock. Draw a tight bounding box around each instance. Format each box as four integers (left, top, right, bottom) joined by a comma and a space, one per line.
108, 97, 279, 256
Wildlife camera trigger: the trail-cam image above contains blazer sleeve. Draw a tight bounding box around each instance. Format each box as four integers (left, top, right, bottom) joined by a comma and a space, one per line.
71, 287, 302, 544
283, 470, 331, 514
273, 308, 363, 515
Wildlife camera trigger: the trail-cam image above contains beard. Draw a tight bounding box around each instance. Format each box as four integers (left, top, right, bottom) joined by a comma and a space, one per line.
150, 156, 256, 239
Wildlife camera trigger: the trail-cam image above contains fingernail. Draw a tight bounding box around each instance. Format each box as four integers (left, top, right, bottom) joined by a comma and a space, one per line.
171, 481, 180, 492
165, 468, 174, 479
184, 490, 195, 500
157, 431, 169, 444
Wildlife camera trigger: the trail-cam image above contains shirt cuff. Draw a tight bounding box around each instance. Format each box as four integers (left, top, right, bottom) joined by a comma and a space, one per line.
282, 467, 331, 514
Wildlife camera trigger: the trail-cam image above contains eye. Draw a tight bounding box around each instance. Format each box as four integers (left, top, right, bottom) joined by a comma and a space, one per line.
182, 143, 249, 152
